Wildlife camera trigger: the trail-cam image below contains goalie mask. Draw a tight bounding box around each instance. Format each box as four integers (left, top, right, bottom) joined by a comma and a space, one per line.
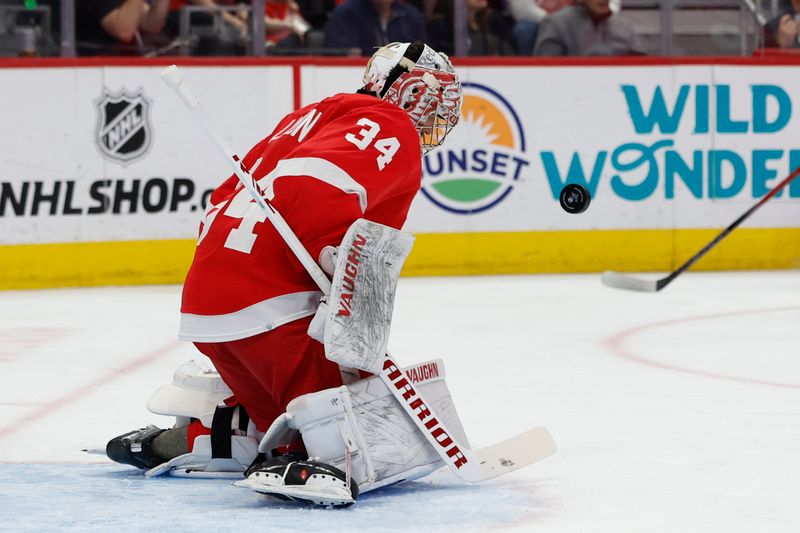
361, 41, 462, 154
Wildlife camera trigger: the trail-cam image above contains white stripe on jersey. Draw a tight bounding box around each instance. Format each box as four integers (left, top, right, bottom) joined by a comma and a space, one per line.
179, 290, 322, 342
260, 157, 368, 212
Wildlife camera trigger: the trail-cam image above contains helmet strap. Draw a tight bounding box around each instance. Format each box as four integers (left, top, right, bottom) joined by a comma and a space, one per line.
379, 41, 426, 99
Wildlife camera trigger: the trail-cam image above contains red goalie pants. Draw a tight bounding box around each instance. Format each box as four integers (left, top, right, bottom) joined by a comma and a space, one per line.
193, 315, 345, 433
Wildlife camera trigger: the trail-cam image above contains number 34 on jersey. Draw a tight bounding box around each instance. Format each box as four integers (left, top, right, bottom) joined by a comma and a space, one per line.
344, 117, 400, 171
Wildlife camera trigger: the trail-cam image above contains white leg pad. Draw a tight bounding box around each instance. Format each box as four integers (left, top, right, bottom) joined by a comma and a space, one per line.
143, 359, 261, 478
146, 434, 259, 478
147, 359, 234, 428
259, 359, 469, 493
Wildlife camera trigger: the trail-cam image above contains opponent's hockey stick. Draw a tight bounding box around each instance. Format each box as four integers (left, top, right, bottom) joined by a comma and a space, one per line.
602, 165, 800, 293
162, 65, 555, 483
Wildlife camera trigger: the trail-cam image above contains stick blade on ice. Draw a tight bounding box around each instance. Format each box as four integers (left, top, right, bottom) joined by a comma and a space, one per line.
474, 427, 556, 481
601, 271, 660, 292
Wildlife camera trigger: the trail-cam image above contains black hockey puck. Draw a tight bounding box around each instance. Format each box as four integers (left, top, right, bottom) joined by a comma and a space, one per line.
559, 184, 591, 214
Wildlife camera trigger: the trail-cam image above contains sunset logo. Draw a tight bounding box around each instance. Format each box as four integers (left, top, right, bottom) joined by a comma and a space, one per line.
421, 82, 530, 214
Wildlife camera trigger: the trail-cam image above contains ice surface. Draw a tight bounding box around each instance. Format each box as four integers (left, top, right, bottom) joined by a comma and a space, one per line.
1, 272, 799, 532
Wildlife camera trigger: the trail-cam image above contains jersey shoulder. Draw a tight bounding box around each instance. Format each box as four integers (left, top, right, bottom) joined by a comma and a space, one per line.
270, 93, 422, 176
319, 93, 418, 138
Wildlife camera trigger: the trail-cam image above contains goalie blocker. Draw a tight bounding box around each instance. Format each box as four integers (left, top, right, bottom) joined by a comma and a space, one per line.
308, 218, 414, 374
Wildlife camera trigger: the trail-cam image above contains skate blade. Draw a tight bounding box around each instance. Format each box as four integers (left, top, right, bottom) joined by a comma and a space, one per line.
234, 478, 355, 507
81, 447, 107, 455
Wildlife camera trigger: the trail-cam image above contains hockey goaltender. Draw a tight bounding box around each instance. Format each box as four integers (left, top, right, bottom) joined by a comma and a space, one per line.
105, 41, 555, 507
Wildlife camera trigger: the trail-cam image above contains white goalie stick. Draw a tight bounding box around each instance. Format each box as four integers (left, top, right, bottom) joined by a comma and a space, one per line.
602, 165, 800, 293
161, 65, 555, 483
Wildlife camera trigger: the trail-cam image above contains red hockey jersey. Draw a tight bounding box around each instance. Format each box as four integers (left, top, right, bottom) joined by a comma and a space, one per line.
179, 93, 422, 342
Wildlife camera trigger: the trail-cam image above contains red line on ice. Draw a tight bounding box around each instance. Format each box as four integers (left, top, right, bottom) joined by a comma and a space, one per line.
0, 340, 181, 440
605, 306, 800, 390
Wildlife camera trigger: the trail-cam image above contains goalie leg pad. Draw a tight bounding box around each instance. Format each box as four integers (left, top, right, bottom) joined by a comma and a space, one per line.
145, 404, 260, 478
257, 359, 469, 493
112, 360, 261, 478
146, 359, 234, 429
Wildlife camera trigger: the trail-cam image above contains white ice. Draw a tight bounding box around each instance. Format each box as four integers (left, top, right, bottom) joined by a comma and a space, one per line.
1, 272, 799, 532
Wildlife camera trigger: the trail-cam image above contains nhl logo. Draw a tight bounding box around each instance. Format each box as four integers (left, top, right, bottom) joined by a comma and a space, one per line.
96, 89, 152, 164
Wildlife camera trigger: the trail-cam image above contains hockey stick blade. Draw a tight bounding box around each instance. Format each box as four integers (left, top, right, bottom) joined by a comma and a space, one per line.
601, 271, 663, 292
474, 427, 556, 481
602, 165, 800, 293
380, 357, 555, 483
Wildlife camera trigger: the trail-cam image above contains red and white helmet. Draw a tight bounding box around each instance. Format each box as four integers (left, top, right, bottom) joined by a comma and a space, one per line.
362, 41, 462, 154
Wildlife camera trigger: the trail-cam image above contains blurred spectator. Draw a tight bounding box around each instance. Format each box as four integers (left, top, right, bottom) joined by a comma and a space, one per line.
76, 0, 170, 55
509, 0, 571, 54
0, 0, 61, 56
537, 0, 571, 12
764, 0, 800, 49
179, 0, 310, 49
264, 0, 311, 48
166, 0, 248, 39
294, 0, 337, 30
427, 0, 515, 56
323, 0, 426, 55
508, 0, 546, 55
182, 0, 248, 37
533, 0, 644, 56
405, 0, 437, 18
160, 0, 248, 55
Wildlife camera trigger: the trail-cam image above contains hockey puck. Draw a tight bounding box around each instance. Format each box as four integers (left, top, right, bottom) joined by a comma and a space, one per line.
559, 184, 591, 214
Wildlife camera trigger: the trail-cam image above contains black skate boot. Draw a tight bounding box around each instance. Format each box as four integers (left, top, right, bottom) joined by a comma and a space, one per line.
238, 452, 359, 507
106, 425, 167, 470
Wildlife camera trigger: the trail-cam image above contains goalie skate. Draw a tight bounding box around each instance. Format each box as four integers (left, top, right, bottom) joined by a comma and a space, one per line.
106, 425, 166, 470
236, 455, 359, 507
